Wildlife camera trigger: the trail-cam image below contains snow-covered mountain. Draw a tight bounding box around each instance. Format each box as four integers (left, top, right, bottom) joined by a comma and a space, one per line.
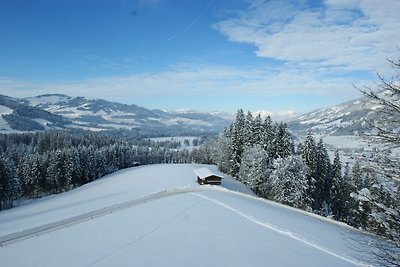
0, 164, 379, 266
254, 110, 300, 121
0, 94, 70, 132
1, 93, 387, 143
0, 94, 231, 135
287, 97, 382, 137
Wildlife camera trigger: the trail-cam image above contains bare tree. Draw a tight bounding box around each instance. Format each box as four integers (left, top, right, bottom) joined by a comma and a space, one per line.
356, 57, 400, 266
359, 57, 400, 147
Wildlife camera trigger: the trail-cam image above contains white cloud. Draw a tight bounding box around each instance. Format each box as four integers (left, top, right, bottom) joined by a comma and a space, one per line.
0, 61, 365, 104
213, 0, 400, 74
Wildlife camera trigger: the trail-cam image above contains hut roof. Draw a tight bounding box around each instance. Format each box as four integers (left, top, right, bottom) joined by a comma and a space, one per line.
195, 167, 223, 179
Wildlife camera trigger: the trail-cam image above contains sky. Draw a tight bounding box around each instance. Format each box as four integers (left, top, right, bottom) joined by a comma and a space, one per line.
0, 0, 399, 114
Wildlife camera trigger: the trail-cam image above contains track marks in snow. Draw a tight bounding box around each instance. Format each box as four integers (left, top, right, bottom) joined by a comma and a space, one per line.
191, 193, 372, 267
0, 188, 206, 247
84, 199, 203, 267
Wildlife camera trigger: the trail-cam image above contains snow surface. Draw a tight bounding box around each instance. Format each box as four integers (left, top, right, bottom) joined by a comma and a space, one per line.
0, 105, 13, 115
0, 164, 379, 266
0, 105, 15, 132
0, 117, 15, 132
314, 135, 373, 150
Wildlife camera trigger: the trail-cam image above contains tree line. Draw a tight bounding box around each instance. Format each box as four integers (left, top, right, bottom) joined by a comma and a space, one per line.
202, 109, 399, 250
207, 110, 352, 217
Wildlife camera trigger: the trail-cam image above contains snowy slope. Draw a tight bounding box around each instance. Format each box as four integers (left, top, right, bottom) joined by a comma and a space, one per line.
0, 164, 379, 266
0, 94, 70, 132
288, 97, 381, 137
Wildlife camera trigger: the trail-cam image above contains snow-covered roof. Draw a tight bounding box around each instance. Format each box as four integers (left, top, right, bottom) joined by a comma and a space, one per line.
194, 167, 223, 179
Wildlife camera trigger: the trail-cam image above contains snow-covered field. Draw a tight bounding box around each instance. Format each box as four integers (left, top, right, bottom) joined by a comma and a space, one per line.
0, 164, 379, 266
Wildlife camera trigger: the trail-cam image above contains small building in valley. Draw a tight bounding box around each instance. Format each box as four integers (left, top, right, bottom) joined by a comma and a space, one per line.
195, 167, 223, 185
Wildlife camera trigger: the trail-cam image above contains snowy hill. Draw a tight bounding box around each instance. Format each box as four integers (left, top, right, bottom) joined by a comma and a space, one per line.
0, 164, 379, 266
288, 97, 380, 137
0, 94, 70, 132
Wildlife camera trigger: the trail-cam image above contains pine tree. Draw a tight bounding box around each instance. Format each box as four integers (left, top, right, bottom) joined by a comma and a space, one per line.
315, 138, 332, 214
213, 127, 234, 174
275, 123, 293, 159
350, 162, 375, 229
342, 162, 357, 224
0, 156, 21, 210
238, 145, 269, 196
252, 114, 264, 145
302, 131, 317, 209
261, 115, 274, 154
269, 155, 311, 210
229, 109, 246, 177
46, 150, 69, 193
244, 111, 254, 146
330, 150, 344, 220
352, 159, 362, 190
20, 154, 42, 197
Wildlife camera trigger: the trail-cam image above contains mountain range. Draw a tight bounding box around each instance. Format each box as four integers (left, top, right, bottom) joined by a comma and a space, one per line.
0, 93, 381, 138
0, 94, 231, 136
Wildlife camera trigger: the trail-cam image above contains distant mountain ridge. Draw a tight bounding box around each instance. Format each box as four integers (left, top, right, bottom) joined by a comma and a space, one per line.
287, 97, 382, 136
0, 94, 231, 135
0, 93, 384, 138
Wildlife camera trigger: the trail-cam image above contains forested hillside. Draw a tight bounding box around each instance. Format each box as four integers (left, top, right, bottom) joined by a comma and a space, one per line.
202, 109, 399, 263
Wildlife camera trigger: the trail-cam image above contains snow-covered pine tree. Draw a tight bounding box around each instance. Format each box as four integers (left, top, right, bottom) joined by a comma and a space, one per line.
20, 154, 42, 197
229, 109, 246, 177
238, 145, 269, 196
244, 111, 254, 146
0, 155, 21, 210
252, 114, 264, 146
315, 138, 332, 214
302, 131, 317, 209
261, 115, 274, 155
350, 161, 375, 229
274, 122, 293, 159
350, 155, 400, 266
351, 159, 363, 190
64, 148, 80, 188
330, 150, 344, 220
46, 150, 64, 193
342, 162, 358, 224
269, 155, 311, 210
213, 127, 234, 174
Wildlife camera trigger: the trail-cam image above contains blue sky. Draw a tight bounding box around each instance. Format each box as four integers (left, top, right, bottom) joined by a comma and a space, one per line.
1, 0, 399, 114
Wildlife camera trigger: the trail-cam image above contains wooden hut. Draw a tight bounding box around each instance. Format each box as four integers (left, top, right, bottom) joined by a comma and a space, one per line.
195, 167, 223, 185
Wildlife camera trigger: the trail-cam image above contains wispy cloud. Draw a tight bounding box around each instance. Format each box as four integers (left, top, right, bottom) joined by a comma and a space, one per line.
1, 62, 366, 104
213, 0, 400, 73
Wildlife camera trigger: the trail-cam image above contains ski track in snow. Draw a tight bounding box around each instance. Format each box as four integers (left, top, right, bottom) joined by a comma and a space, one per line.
0, 188, 207, 247
191, 193, 372, 267
84, 199, 203, 267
